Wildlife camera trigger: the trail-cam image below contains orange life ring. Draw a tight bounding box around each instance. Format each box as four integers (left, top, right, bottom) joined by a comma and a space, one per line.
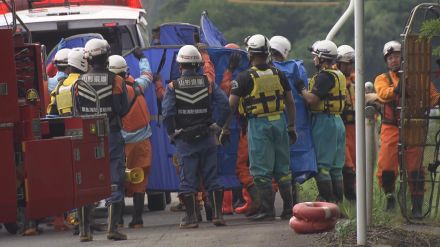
289, 216, 336, 234
293, 202, 340, 221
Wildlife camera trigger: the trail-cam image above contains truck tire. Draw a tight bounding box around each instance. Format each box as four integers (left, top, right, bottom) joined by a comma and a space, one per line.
147, 192, 166, 211
4, 222, 19, 234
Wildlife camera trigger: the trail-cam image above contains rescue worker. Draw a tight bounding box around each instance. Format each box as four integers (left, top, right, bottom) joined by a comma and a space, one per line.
48, 48, 71, 94
76, 38, 128, 241
269, 35, 316, 216
294, 40, 346, 203
47, 48, 88, 116
108, 50, 157, 228
335, 45, 357, 201
219, 43, 261, 216
374, 41, 440, 217
162, 45, 230, 228
220, 34, 297, 221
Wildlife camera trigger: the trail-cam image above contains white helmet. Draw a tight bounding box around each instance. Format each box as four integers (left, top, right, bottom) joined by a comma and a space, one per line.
383, 40, 401, 58
68, 48, 88, 73
311, 40, 338, 60
269, 36, 291, 59
176, 45, 202, 64
336, 45, 355, 63
53, 48, 71, 67
108, 55, 128, 75
246, 34, 270, 54
84, 38, 110, 59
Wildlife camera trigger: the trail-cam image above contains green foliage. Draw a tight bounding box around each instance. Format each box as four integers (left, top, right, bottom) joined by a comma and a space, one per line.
152, 0, 430, 80
420, 19, 440, 56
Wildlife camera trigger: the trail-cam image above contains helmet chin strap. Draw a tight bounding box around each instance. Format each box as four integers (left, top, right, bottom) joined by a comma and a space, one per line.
391, 66, 400, 72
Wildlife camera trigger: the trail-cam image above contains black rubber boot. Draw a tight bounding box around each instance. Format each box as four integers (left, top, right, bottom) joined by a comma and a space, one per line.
382, 171, 396, 211
204, 202, 213, 221
210, 190, 226, 226
245, 185, 261, 217
410, 171, 424, 219
332, 180, 344, 203
249, 186, 275, 221
180, 193, 199, 229
107, 202, 127, 240
343, 168, 356, 201
78, 205, 93, 242
278, 183, 293, 220
316, 180, 335, 202
118, 201, 124, 228
129, 192, 144, 228
292, 182, 298, 207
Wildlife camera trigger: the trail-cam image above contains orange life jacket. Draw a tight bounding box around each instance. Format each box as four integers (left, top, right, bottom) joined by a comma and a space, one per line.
121, 76, 150, 132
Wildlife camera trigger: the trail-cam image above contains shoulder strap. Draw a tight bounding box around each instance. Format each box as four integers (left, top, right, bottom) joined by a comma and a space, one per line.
385, 72, 393, 86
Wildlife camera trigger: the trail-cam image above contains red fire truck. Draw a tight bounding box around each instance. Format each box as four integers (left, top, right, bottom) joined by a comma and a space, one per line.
0, 3, 112, 233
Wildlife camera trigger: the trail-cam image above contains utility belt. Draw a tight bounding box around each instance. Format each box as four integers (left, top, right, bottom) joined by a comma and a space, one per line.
177, 123, 211, 143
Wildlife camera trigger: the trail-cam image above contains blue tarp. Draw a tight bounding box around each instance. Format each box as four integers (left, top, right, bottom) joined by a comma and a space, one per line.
158, 23, 199, 46
273, 60, 317, 183
200, 11, 227, 47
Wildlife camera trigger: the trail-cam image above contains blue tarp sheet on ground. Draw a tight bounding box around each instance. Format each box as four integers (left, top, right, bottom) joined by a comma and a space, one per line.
273, 60, 317, 183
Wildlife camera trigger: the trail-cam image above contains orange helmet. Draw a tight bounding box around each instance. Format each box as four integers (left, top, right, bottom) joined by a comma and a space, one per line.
225, 43, 240, 49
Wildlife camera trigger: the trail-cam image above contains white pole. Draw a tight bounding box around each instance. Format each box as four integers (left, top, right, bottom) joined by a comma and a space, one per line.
355, 0, 367, 245
365, 104, 376, 227
326, 0, 354, 41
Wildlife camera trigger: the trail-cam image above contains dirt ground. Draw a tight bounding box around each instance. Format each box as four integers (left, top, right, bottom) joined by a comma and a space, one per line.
319, 223, 440, 247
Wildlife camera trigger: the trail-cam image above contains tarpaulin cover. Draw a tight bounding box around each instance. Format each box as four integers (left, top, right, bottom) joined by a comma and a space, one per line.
125, 46, 249, 190
158, 23, 199, 46
273, 60, 317, 183
199, 11, 227, 47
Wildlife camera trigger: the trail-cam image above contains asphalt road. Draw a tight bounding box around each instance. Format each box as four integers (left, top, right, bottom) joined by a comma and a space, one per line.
0, 193, 321, 247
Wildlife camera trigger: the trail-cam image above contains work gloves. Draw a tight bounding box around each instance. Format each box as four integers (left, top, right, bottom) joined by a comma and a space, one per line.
133, 47, 145, 60
287, 124, 297, 145
228, 52, 241, 71
294, 79, 306, 95
219, 128, 231, 145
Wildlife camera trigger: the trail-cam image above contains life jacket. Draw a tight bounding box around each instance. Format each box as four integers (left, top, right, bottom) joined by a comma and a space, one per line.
77, 71, 115, 115
173, 74, 212, 129
341, 79, 355, 124
309, 69, 346, 114
243, 66, 285, 118
121, 76, 150, 132
381, 72, 399, 125
54, 73, 80, 116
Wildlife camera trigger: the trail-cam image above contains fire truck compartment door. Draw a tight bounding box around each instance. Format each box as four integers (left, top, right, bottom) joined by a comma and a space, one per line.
0, 126, 17, 222
72, 139, 111, 207
23, 137, 74, 219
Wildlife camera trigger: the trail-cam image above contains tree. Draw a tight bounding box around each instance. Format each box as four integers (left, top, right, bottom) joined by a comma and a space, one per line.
153, 0, 430, 81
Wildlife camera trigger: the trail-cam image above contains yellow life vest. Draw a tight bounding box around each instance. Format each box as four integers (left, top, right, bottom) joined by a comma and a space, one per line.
308, 69, 346, 114
55, 73, 80, 115
243, 66, 285, 118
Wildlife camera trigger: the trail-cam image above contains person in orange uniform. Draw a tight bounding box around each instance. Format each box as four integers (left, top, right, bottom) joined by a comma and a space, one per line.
375, 40, 440, 217
108, 48, 164, 228
219, 43, 261, 216
335, 45, 356, 202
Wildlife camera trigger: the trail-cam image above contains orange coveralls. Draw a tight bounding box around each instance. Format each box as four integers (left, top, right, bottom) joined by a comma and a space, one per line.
375, 71, 440, 194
